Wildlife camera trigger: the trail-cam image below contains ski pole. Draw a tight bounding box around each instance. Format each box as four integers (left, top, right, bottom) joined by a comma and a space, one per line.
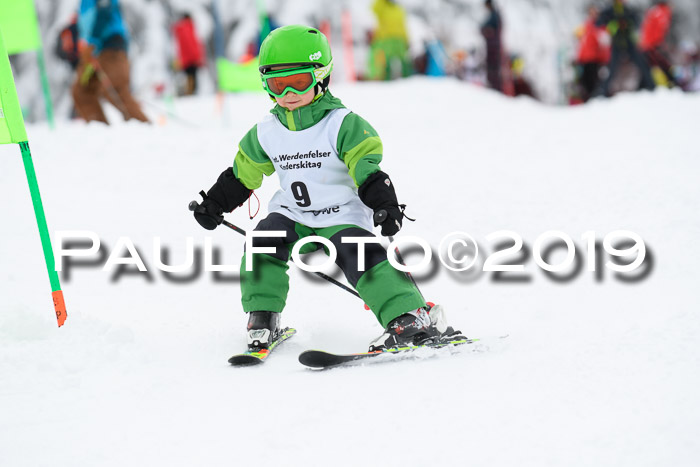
374, 209, 426, 302
140, 98, 200, 128
188, 201, 362, 299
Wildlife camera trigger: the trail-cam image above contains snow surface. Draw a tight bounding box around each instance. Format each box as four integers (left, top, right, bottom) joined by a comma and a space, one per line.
1, 79, 700, 466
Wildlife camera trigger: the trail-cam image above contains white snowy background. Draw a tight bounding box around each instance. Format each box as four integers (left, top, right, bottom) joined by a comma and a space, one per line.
2, 0, 700, 466
1, 79, 699, 466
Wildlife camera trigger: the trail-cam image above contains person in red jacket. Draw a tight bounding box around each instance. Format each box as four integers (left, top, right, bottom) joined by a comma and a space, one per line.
173, 13, 204, 95
575, 6, 610, 102
640, 1, 677, 86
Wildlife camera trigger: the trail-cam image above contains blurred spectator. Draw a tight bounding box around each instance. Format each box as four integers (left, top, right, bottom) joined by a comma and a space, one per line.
639, 0, 677, 87
510, 55, 537, 99
173, 13, 204, 96
72, 0, 150, 124
595, 0, 655, 96
369, 0, 412, 80
575, 6, 610, 102
256, 14, 280, 54
239, 43, 257, 64
480, 0, 503, 92
55, 13, 80, 70
424, 38, 448, 77
677, 41, 700, 91
459, 48, 486, 85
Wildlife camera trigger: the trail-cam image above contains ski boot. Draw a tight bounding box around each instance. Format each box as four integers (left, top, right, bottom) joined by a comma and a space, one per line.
427, 303, 467, 342
367, 304, 467, 352
246, 311, 281, 351
368, 307, 435, 351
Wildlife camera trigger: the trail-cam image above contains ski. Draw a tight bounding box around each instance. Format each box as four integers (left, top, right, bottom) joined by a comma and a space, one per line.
298, 336, 485, 369
228, 327, 297, 366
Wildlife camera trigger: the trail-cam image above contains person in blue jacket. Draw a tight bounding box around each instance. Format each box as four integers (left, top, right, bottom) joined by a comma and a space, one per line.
71, 0, 149, 124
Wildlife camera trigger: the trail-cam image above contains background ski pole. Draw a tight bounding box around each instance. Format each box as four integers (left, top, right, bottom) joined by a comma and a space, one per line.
91, 63, 132, 120
140, 98, 200, 128
188, 201, 362, 299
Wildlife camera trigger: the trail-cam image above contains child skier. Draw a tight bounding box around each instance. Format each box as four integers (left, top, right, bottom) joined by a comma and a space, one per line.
192, 25, 462, 352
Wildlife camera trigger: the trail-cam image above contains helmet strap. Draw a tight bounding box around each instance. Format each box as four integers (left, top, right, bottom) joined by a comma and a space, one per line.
314, 76, 331, 96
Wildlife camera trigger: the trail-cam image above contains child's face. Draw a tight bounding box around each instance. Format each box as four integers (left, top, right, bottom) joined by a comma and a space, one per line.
274, 87, 315, 111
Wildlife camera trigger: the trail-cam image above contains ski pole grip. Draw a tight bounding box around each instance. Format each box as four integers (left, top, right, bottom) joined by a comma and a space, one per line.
373, 209, 387, 225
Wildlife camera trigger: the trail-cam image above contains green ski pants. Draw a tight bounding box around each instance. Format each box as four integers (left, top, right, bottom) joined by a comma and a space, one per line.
240, 213, 425, 328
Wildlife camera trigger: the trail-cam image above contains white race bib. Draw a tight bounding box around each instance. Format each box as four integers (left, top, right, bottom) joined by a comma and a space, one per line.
257, 109, 373, 230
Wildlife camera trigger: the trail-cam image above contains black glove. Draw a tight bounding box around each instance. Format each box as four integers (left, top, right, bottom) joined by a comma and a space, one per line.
358, 171, 406, 236
193, 168, 251, 230
193, 195, 224, 230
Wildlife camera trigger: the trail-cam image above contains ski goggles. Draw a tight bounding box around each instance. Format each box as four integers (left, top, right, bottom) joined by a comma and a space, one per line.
261, 66, 319, 98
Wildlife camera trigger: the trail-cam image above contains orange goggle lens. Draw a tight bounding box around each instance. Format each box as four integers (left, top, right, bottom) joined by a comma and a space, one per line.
265, 72, 315, 96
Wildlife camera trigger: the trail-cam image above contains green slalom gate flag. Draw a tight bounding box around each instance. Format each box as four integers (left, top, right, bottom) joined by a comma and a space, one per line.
0, 29, 26, 144
217, 57, 264, 92
0, 28, 67, 326
0, 0, 54, 127
0, 0, 41, 54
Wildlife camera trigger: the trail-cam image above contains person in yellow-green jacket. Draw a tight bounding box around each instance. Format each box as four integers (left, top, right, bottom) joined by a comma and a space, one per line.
369, 0, 413, 80
192, 25, 463, 354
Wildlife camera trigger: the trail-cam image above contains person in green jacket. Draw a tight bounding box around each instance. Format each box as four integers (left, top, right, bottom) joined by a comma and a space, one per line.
192, 25, 462, 352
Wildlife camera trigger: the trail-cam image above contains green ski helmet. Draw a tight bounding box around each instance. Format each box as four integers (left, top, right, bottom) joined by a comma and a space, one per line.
259, 25, 333, 97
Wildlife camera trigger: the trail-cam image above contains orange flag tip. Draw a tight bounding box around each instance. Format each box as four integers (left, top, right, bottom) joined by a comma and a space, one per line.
52, 290, 68, 327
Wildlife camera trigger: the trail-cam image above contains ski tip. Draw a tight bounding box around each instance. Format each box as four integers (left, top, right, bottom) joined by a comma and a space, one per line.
228, 328, 297, 367
298, 350, 333, 369
228, 354, 264, 366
